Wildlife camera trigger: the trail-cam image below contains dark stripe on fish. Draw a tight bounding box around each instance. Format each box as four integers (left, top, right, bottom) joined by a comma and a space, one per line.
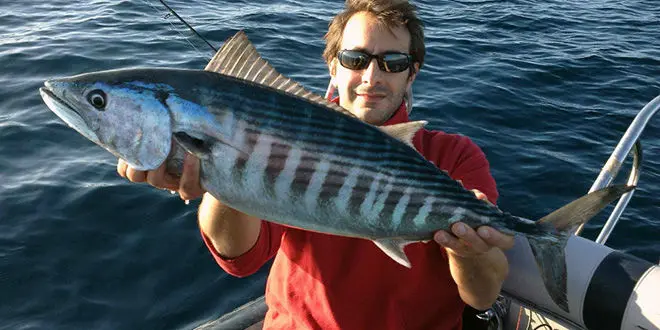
380, 187, 405, 222
291, 154, 317, 193
233, 128, 260, 180
349, 173, 372, 213
407, 193, 432, 223
265, 141, 291, 185
318, 164, 348, 201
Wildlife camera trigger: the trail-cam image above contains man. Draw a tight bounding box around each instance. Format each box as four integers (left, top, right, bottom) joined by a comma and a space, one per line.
118, 0, 514, 328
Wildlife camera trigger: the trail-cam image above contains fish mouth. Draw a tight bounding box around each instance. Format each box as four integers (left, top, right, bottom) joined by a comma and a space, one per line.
39, 83, 100, 144
39, 86, 82, 117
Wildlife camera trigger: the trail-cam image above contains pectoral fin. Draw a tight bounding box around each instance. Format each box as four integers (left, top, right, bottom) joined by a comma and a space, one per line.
172, 132, 212, 160
373, 238, 417, 268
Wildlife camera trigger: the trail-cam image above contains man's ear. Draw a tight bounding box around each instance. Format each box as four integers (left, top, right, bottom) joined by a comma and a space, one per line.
329, 58, 338, 78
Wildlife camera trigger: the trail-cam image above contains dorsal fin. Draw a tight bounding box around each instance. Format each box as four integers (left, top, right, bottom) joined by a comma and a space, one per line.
203, 31, 357, 119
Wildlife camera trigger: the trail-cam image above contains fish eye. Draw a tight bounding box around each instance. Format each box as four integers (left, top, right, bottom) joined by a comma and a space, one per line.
87, 90, 106, 110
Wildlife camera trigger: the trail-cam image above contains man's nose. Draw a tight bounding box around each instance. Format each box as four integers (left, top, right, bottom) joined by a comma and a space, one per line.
361, 58, 383, 84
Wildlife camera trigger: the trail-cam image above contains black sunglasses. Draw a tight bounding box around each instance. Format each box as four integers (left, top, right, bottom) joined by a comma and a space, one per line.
337, 50, 412, 73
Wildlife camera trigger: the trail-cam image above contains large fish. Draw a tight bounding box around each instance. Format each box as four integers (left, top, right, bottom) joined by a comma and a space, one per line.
39, 31, 632, 312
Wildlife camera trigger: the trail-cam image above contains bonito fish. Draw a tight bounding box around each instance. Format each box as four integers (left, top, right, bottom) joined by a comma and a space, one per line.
39, 32, 632, 312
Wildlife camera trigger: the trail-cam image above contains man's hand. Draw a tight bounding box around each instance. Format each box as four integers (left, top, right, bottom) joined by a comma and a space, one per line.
434, 189, 514, 257
433, 189, 515, 310
116, 153, 205, 201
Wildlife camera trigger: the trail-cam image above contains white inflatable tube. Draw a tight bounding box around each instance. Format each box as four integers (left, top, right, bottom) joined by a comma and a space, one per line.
503, 235, 659, 330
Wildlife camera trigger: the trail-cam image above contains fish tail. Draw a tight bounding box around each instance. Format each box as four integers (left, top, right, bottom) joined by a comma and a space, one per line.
526, 231, 571, 312
525, 184, 635, 312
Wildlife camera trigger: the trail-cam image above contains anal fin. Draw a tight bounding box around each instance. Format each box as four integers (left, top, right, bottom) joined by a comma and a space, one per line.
373, 238, 417, 268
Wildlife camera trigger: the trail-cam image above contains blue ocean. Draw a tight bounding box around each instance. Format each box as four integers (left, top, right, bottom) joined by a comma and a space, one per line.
0, 0, 658, 328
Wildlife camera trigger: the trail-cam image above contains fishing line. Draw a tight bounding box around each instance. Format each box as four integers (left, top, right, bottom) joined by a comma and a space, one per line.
157, 0, 217, 52
141, 0, 208, 58
141, 0, 217, 59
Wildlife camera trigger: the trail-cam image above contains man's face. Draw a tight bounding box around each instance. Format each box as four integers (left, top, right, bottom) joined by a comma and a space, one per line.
330, 12, 418, 125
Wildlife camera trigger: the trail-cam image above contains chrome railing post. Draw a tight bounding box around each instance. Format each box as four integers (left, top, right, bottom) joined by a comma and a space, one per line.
573, 94, 660, 243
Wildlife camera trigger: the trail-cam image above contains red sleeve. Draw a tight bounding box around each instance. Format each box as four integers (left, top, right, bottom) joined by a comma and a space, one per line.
200, 221, 284, 278
416, 130, 499, 205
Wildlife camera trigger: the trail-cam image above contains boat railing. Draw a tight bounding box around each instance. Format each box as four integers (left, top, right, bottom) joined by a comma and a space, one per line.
573, 94, 660, 244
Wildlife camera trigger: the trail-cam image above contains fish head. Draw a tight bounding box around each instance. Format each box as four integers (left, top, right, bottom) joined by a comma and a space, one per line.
39, 70, 173, 171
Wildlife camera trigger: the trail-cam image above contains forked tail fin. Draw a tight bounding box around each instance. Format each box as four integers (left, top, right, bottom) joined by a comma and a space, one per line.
527, 233, 571, 312
527, 184, 634, 312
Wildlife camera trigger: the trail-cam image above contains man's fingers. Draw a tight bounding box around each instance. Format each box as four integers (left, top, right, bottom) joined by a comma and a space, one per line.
125, 166, 147, 183
119, 157, 180, 190
146, 163, 179, 191
477, 226, 515, 251
435, 222, 516, 258
450, 222, 490, 253
434, 231, 462, 252
434, 222, 490, 256
117, 159, 128, 178
179, 153, 204, 200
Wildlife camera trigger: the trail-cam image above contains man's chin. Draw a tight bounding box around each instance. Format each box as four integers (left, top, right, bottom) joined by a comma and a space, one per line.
356, 106, 394, 125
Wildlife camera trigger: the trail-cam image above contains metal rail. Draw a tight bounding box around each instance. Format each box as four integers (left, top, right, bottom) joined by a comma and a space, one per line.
574, 94, 660, 244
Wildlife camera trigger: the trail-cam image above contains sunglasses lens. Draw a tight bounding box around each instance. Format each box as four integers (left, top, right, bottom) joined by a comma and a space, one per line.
338, 50, 411, 73
339, 50, 369, 70
381, 53, 410, 73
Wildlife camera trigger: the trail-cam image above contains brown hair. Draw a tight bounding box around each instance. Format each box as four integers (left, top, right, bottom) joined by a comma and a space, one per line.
323, 0, 425, 72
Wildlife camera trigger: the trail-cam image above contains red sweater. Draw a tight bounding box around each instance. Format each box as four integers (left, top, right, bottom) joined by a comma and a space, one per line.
201, 103, 498, 330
